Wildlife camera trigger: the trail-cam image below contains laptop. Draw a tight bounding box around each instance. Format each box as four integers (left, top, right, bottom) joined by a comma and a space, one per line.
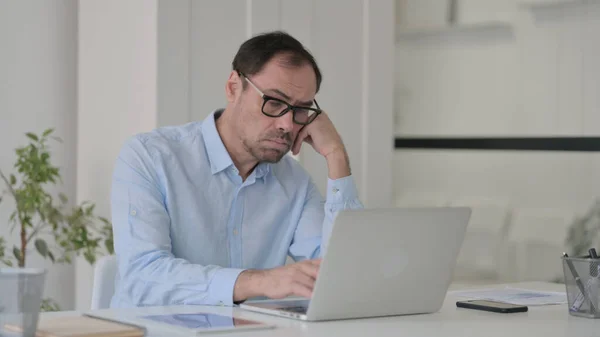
240, 207, 471, 321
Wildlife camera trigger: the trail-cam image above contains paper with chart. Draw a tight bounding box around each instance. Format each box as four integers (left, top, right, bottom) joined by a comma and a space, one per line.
450, 287, 567, 306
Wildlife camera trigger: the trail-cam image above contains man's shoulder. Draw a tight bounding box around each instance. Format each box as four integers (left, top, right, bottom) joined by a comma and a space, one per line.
124, 122, 205, 159
135, 121, 203, 145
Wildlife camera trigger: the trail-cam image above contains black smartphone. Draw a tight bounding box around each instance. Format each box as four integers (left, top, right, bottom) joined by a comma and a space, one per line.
456, 300, 528, 313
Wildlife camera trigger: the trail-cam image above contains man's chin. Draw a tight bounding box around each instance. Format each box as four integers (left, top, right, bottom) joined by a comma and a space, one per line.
255, 147, 288, 163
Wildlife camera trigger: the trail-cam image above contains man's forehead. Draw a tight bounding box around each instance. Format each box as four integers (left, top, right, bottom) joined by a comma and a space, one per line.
256, 62, 317, 102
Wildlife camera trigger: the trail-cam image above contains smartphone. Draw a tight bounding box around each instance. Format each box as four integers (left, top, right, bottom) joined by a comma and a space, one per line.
456, 300, 528, 313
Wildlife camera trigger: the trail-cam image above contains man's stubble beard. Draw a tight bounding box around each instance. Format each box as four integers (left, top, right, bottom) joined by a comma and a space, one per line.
237, 104, 292, 164
243, 137, 290, 163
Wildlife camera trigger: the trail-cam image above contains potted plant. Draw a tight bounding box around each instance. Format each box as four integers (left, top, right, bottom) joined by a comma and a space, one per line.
0, 129, 113, 312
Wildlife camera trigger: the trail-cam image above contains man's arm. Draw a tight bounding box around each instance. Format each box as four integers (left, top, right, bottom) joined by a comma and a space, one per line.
290, 112, 364, 259
111, 137, 244, 307
233, 113, 363, 302
289, 152, 363, 261
236, 113, 364, 299
231, 167, 362, 302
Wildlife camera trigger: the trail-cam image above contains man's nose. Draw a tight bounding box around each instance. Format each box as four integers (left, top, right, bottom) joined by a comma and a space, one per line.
274, 109, 294, 132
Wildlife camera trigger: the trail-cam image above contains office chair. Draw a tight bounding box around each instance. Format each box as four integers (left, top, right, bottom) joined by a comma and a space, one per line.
90, 255, 117, 310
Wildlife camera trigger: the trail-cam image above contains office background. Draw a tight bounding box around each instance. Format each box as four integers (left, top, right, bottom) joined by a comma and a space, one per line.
0, 0, 599, 311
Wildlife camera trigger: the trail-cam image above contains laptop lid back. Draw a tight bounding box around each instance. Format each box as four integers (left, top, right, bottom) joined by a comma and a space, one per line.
307, 207, 471, 321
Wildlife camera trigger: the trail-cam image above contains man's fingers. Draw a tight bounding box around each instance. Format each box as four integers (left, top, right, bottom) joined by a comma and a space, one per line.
303, 258, 322, 268
292, 127, 309, 155
293, 272, 316, 290
291, 134, 304, 155
292, 283, 313, 299
304, 135, 314, 147
298, 262, 320, 279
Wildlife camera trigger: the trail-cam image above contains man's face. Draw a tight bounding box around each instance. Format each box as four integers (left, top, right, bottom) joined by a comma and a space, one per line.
233, 55, 317, 163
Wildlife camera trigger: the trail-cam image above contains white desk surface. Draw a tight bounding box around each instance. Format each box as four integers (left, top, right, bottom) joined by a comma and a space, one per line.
44, 282, 598, 337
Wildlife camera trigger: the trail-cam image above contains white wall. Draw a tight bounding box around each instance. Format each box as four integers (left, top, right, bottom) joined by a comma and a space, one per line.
394, 0, 600, 282
0, 0, 78, 309
76, 0, 159, 310
157, 0, 191, 127
394, 0, 600, 212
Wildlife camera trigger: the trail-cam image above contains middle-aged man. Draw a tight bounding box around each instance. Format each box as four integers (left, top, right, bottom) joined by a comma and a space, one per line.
110, 31, 364, 308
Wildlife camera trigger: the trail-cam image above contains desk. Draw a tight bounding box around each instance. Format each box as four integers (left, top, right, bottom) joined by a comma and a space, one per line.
43, 282, 597, 337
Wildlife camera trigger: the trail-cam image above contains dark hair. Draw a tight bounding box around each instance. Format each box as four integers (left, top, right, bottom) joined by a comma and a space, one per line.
232, 31, 322, 92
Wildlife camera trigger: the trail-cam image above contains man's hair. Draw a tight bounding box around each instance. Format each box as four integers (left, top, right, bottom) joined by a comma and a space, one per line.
232, 31, 322, 92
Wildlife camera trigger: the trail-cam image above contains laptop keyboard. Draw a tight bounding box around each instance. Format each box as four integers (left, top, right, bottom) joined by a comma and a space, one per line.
280, 306, 308, 314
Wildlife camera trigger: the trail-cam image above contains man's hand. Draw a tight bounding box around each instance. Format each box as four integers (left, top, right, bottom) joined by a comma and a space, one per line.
291, 112, 351, 179
233, 259, 321, 302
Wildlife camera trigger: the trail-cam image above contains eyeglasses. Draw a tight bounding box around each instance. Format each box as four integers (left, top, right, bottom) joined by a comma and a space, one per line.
238, 72, 322, 125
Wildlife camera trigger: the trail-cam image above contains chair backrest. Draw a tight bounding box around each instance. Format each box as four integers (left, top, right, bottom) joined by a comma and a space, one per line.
90, 255, 117, 310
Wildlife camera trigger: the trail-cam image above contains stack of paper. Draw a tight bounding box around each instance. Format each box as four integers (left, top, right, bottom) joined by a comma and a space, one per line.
450, 287, 567, 306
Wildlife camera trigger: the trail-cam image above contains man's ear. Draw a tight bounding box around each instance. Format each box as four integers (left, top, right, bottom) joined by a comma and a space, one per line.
225, 71, 241, 103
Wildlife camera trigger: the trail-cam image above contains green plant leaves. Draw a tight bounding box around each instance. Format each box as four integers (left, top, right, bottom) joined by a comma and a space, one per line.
9, 212, 18, 233
84, 250, 96, 265
13, 246, 21, 262
85, 204, 95, 216
0, 238, 12, 266
105, 239, 114, 255
25, 133, 39, 142
42, 128, 54, 137
40, 298, 60, 312
2, 130, 115, 270
35, 239, 49, 258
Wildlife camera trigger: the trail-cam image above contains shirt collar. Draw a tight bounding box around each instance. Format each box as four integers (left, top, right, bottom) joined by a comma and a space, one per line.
202, 109, 272, 178
202, 109, 234, 174
255, 162, 271, 180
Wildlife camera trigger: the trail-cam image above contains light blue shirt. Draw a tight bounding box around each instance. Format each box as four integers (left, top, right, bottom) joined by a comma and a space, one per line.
110, 110, 363, 308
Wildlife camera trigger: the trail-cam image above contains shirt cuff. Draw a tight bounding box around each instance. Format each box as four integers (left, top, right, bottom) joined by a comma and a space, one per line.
208, 268, 246, 306
326, 175, 359, 206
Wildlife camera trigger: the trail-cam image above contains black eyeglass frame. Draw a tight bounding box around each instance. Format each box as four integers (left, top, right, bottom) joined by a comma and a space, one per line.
237, 71, 322, 125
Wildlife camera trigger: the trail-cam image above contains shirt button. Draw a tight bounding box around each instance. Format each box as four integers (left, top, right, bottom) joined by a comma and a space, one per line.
130, 210, 137, 216
233, 229, 238, 235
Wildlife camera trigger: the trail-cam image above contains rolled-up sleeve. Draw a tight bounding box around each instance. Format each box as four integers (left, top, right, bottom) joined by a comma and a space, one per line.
110, 137, 244, 308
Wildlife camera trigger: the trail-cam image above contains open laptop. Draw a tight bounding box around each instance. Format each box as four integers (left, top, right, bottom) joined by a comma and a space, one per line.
240, 207, 471, 321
